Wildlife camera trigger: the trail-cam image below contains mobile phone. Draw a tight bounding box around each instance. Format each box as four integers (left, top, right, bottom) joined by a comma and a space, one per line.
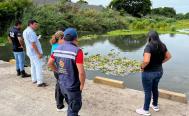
38, 35, 42, 40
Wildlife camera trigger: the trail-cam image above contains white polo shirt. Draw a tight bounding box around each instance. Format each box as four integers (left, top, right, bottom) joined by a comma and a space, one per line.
23, 27, 43, 57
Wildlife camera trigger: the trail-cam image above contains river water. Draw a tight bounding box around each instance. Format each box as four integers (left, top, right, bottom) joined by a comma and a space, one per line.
0, 34, 189, 99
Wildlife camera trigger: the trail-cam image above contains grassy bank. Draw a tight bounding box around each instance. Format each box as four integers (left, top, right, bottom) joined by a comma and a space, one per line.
107, 29, 189, 36
176, 20, 189, 29
79, 29, 189, 41
79, 19, 189, 40
107, 19, 189, 36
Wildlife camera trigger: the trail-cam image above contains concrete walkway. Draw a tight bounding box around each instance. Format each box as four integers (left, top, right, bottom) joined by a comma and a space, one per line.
0, 61, 188, 116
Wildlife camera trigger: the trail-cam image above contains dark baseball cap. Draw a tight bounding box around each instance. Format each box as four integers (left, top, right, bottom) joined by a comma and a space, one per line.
64, 28, 78, 41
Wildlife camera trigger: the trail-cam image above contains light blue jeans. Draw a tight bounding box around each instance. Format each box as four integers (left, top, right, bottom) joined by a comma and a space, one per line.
28, 55, 43, 85
13, 52, 25, 71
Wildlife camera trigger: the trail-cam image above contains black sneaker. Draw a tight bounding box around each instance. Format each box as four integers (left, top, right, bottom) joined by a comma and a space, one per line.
32, 81, 37, 84
37, 83, 48, 87
17, 69, 21, 76
21, 70, 31, 78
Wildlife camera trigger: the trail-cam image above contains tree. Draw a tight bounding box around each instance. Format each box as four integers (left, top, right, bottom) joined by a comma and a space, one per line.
109, 0, 152, 17
176, 13, 185, 20
76, 0, 88, 4
0, 0, 32, 34
151, 7, 176, 18
184, 12, 189, 19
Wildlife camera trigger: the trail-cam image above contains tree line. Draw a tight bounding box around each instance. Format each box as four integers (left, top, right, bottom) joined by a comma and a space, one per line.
0, 0, 32, 35
109, 0, 189, 19
0, 0, 188, 37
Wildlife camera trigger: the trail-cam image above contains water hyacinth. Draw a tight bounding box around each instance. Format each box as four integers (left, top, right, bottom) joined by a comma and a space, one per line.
84, 51, 141, 76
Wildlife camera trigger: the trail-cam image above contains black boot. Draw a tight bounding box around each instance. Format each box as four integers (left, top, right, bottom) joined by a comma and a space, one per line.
21, 70, 31, 78
17, 69, 21, 76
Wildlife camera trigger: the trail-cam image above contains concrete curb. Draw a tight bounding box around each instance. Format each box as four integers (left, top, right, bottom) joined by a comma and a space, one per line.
159, 89, 188, 104
93, 76, 126, 89
9, 59, 16, 64
93, 76, 188, 104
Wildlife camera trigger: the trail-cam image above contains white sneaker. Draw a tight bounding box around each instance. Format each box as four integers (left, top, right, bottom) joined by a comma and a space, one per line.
150, 105, 160, 112
57, 106, 68, 112
136, 108, 151, 116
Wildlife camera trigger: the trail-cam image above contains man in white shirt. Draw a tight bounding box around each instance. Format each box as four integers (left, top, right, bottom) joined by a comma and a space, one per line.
23, 19, 47, 87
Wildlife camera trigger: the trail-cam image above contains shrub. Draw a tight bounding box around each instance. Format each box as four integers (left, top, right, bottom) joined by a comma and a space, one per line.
22, 1, 129, 35
0, 0, 32, 35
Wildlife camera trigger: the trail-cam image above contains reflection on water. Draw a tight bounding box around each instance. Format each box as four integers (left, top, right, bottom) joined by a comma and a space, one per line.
80, 35, 147, 52
0, 35, 147, 61
177, 29, 189, 33
108, 35, 147, 51
81, 35, 147, 57
0, 34, 189, 99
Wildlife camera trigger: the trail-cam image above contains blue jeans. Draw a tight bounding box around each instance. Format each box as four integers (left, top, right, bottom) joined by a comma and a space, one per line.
13, 52, 25, 71
142, 71, 163, 111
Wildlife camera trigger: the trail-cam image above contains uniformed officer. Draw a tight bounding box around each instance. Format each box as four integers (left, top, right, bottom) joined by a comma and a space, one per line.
48, 28, 86, 116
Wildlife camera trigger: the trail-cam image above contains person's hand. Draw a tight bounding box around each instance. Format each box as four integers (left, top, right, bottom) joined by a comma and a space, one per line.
38, 53, 43, 59
52, 35, 56, 40
38, 35, 42, 40
19, 46, 25, 50
140, 64, 144, 72
80, 85, 84, 91
50, 35, 57, 44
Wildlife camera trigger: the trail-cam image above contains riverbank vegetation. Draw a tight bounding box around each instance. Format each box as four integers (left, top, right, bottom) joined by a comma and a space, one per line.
22, 2, 128, 35
0, 0, 189, 44
0, 0, 32, 35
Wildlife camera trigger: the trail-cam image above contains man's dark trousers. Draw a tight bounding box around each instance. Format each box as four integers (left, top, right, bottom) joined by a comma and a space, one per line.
59, 84, 82, 116
54, 72, 68, 109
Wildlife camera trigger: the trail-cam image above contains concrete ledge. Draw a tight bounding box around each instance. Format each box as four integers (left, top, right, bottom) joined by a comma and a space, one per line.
93, 76, 126, 89
9, 59, 16, 64
159, 89, 188, 104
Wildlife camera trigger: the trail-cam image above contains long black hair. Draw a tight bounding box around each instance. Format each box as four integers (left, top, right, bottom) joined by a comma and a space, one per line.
147, 30, 166, 53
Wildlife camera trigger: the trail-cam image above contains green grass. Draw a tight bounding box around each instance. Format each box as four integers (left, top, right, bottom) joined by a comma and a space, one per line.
107, 30, 147, 36
80, 20, 189, 40
107, 29, 189, 36
107, 20, 189, 36
176, 20, 189, 29
79, 28, 189, 41
79, 34, 99, 40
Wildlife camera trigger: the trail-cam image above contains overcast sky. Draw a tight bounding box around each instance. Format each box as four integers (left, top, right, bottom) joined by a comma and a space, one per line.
71, 0, 189, 14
